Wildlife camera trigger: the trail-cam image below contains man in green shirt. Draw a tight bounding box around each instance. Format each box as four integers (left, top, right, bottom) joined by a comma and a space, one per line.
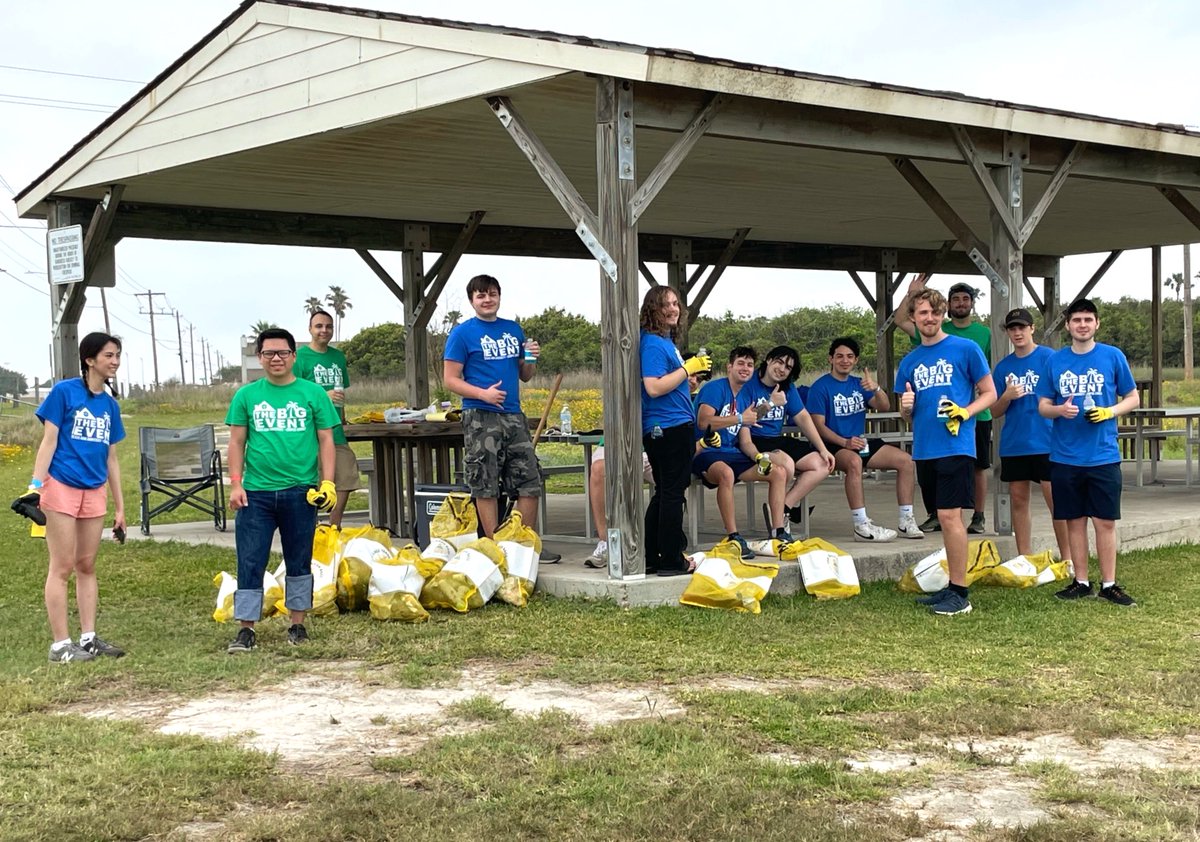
897, 275, 992, 534
294, 310, 359, 527
225, 328, 339, 653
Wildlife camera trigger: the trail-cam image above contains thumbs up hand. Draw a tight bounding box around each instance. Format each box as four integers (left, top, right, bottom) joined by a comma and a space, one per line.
900, 382, 916, 415
1061, 394, 1079, 419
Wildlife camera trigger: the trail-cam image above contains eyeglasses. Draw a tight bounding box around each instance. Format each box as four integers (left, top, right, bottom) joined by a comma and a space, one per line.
259, 349, 294, 359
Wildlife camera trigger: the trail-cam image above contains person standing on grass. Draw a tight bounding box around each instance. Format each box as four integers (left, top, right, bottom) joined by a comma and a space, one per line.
443, 274, 541, 538
898, 288, 995, 616
640, 287, 711, 576
990, 308, 1072, 567
807, 337, 922, 541
1036, 298, 1140, 606
226, 328, 339, 653
31, 332, 127, 663
294, 309, 359, 528
897, 275, 993, 534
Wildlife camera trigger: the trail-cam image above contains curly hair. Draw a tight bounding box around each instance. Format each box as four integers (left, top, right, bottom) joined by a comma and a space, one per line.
907, 287, 947, 318
639, 287, 686, 339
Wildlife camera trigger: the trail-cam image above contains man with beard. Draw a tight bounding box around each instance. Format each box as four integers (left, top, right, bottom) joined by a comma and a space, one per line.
898, 275, 993, 534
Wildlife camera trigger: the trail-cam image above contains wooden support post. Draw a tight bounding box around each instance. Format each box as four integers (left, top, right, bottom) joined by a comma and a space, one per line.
686, 228, 750, 326
1151, 246, 1163, 407
874, 271, 896, 395
414, 210, 485, 334
668, 238, 691, 348
1045, 251, 1124, 334
597, 76, 645, 578
402, 224, 431, 408
1042, 260, 1062, 349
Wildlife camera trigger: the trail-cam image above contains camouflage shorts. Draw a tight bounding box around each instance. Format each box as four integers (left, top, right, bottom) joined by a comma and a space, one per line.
461, 409, 542, 499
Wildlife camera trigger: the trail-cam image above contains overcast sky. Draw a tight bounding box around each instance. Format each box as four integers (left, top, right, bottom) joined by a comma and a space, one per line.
2, 0, 1198, 387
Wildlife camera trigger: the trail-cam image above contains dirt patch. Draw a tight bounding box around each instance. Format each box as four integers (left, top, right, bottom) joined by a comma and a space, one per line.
947, 733, 1200, 772
891, 767, 1050, 829
72, 664, 685, 776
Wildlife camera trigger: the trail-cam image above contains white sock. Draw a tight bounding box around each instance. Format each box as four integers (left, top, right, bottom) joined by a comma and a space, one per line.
1101, 580, 1115, 589
851, 508, 869, 525
899, 505, 914, 519
1076, 579, 1090, 587
80, 632, 96, 646
51, 638, 72, 651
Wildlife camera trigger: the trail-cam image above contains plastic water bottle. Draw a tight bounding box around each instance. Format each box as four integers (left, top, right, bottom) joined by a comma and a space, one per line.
698, 346, 708, 360
1082, 393, 1096, 412
560, 403, 573, 435
859, 437, 871, 456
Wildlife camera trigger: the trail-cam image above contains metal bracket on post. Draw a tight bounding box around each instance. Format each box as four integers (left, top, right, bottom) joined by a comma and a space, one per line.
617, 81, 635, 182
577, 222, 619, 283
881, 249, 898, 272
968, 248, 1009, 298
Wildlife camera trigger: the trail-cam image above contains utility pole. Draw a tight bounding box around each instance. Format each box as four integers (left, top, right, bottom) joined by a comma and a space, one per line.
189, 323, 196, 385
134, 291, 169, 389
206, 341, 215, 384
99, 287, 118, 395
174, 310, 186, 384
1185, 244, 1194, 381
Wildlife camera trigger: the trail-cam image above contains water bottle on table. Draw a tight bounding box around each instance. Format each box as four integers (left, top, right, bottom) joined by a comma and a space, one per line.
560, 403, 573, 435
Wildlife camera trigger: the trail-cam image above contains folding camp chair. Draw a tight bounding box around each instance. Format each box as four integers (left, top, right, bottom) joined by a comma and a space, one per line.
139, 425, 227, 535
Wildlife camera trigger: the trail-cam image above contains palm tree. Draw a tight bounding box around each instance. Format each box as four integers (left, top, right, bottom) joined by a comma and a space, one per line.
325, 285, 353, 340
304, 296, 324, 315
248, 320, 278, 339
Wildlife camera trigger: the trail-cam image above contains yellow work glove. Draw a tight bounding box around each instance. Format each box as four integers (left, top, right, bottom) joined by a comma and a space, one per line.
938, 398, 970, 436
1086, 405, 1115, 423
683, 354, 712, 377
699, 426, 721, 449
306, 480, 337, 512
754, 452, 773, 476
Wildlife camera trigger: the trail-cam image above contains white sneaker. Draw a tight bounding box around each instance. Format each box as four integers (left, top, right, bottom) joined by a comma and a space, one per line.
584, 540, 608, 569
897, 516, 925, 539
853, 520, 897, 542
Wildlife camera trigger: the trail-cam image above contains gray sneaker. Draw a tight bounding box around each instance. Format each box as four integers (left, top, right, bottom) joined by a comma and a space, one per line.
49, 642, 95, 663
287, 624, 309, 645
967, 512, 987, 534
82, 636, 125, 658
227, 627, 257, 653
915, 587, 951, 606
930, 590, 973, 616
728, 533, 755, 560
584, 540, 608, 569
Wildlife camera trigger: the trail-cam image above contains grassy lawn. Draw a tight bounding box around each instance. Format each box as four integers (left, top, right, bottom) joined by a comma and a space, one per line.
2, 390, 1199, 839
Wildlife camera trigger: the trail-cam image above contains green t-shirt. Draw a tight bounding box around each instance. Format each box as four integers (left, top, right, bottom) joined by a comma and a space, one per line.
225, 377, 340, 491
293, 344, 350, 445
909, 319, 993, 421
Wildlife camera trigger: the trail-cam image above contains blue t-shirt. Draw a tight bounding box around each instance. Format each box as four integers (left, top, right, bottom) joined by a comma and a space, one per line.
444, 316, 526, 414
736, 376, 804, 438
896, 334, 990, 461
992, 345, 1054, 457
1034, 342, 1136, 466
36, 378, 126, 489
806, 373, 876, 441
640, 331, 693, 434
696, 378, 746, 451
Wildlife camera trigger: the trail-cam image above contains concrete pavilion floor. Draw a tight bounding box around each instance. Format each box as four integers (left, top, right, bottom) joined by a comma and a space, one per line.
135, 461, 1200, 607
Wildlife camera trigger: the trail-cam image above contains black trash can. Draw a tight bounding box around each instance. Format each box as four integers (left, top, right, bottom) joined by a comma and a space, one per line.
413, 483, 471, 547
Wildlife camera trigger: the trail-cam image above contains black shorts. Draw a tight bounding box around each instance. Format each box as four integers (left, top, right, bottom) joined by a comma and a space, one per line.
916, 456, 975, 512
751, 435, 813, 463
693, 450, 755, 487
973, 419, 993, 470
1000, 453, 1052, 484
1050, 461, 1122, 521
833, 437, 888, 466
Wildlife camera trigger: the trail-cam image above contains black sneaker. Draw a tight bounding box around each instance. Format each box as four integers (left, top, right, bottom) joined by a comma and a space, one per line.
1098, 584, 1137, 607
918, 514, 941, 533
227, 627, 256, 653
967, 512, 986, 534
287, 624, 309, 645
82, 636, 125, 658
729, 533, 755, 560
786, 504, 816, 525
1054, 580, 1094, 600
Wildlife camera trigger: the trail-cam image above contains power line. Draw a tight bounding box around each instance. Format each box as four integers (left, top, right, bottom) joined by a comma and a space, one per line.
0, 98, 112, 114
0, 62, 144, 85
0, 92, 119, 109
0, 267, 49, 296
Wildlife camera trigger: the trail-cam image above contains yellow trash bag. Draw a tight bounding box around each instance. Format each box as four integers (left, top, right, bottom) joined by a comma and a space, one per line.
417, 537, 455, 579
493, 510, 543, 556
336, 557, 372, 612
349, 410, 385, 424
980, 551, 1072, 588
898, 539, 1001, 593
680, 542, 779, 613
212, 570, 283, 622
272, 557, 339, 617
424, 409, 463, 422
340, 526, 395, 563
366, 544, 429, 622
429, 493, 479, 550
746, 537, 783, 558
783, 538, 860, 600
495, 540, 539, 607
420, 539, 505, 612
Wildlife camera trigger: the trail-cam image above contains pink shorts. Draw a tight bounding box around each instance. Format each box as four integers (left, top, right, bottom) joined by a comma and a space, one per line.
40, 476, 108, 519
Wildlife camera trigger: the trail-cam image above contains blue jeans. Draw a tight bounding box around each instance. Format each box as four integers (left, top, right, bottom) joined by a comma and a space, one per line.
233, 487, 316, 622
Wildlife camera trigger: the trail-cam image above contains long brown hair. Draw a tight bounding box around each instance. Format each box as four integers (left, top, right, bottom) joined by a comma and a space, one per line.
639, 287, 685, 339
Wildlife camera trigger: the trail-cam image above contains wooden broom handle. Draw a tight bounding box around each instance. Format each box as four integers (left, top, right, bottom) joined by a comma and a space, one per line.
532, 372, 564, 446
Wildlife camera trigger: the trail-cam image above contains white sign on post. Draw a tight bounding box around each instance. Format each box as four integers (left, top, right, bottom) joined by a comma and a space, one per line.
47, 225, 85, 285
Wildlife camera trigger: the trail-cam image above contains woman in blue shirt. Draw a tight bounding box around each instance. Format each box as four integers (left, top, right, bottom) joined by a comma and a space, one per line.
31, 332, 127, 663
639, 287, 710, 575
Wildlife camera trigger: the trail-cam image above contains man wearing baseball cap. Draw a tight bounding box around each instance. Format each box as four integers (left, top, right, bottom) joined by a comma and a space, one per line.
897, 275, 993, 535
991, 308, 1072, 567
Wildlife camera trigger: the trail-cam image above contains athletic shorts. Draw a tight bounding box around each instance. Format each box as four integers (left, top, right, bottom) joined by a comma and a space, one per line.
693, 450, 756, 487
1000, 453, 1052, 484
916, 455, 975, 512
833, 437, 888, 466
592, 446, 655, 484
751, 434, 814, 463
41, 475, 108, 519
973, 419, 993, 470
1050, 461, 1122, 521
333, 444, 361, 492
462, 409, 542, 499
